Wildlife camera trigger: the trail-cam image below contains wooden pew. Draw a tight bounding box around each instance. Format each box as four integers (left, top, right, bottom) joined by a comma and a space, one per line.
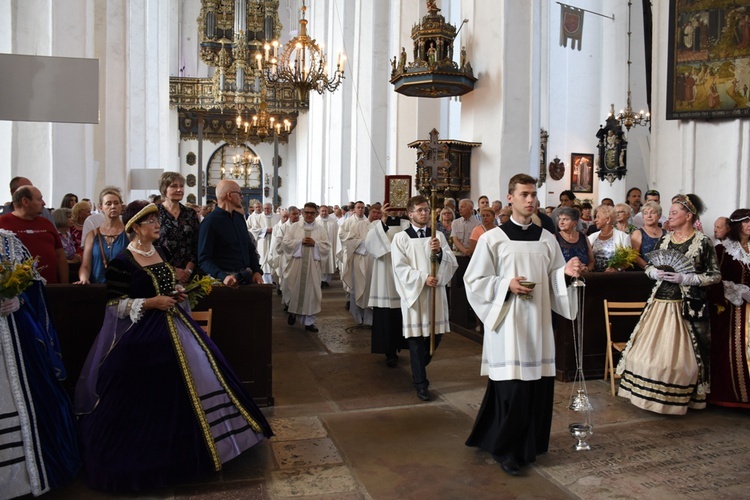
45, 284, 275, 406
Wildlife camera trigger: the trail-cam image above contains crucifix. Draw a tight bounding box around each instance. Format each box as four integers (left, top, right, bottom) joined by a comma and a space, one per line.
417, 128, 450, 355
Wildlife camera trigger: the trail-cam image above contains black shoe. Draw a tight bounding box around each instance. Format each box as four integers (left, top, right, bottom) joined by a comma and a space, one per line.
386, 356, 398, 367
344, 301, 350, 310
277, 288, 282, 295
499, 458, 521, 476
424, 354, 433, 366
287, 314, 296, 325
416, 388, 430, 401
305, 324, 319, 333
283, 304, 288, 312
321, 281, 329, 288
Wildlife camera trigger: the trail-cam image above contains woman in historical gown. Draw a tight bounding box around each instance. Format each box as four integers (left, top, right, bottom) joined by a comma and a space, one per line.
710, 209, 750, 409
617, 196, 720, 414
75, 201, 272, 492
0, 230, 79, 499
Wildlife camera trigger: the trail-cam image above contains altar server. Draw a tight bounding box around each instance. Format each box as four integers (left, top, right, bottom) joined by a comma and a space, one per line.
392, 195, 457, 401
463, 174, 584, 476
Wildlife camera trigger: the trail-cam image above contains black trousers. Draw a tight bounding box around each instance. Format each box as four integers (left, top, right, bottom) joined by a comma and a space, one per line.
407, 334, 442, 389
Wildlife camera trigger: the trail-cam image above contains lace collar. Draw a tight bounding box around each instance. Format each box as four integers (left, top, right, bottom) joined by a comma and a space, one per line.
722, 239, 750, 267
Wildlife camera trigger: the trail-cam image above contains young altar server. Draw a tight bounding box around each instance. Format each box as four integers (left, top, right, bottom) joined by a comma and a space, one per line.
365, 203, 409, 367
282, 203, 330, 332
463, 173, 585, 477
392, 195, 457, 401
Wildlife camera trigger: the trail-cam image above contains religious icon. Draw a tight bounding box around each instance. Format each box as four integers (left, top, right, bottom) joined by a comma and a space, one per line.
570, 153, 594, 193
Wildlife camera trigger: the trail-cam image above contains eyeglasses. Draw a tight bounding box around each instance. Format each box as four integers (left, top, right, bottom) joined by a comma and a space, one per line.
411, 208, 430, 214
228, 191, 242, 197
139, 218, 159, 226
615, 210, 628, 214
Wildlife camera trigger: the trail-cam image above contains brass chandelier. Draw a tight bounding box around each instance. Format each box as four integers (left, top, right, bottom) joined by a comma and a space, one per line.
609, 0, 650, 131
263, 0, 345, 99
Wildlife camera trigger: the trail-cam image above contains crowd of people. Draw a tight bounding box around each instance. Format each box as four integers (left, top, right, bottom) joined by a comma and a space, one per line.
0, 172, 748, 493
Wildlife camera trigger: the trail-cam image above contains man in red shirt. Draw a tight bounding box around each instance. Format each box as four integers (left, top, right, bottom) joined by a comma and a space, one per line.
0, 186, 67, 283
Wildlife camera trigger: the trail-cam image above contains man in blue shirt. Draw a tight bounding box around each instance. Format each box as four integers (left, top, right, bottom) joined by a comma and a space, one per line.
198, 179, 263, 287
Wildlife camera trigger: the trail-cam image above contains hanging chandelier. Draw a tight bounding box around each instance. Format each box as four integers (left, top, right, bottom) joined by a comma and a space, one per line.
234, 85, 292, 143
264, 0, 345, 99
609, 1, 650, 131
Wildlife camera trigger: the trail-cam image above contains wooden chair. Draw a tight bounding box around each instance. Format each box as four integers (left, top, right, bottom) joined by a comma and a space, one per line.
603, 300, 646, 396
191, 309, 213, 337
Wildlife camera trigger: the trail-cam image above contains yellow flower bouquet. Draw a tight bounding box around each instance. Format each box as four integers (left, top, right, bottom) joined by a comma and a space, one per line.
182, 274, 220, 310
607, 246, 639, 271
0, 257, 39, 299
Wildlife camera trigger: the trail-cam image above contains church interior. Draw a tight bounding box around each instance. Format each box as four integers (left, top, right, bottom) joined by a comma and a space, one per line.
2, 0, 750, 498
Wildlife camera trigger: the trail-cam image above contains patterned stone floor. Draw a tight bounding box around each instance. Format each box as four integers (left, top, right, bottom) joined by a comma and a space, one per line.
47, 279, 750, 499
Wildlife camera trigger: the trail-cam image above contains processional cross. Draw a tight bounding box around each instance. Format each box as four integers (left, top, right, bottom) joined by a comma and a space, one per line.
417, 128, 450, 354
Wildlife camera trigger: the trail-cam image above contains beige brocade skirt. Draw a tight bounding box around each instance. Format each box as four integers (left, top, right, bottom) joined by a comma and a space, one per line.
618, 299, 702, 415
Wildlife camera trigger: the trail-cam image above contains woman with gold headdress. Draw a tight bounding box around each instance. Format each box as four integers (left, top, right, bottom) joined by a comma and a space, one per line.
709, 209, 750, 409
75, 200, 272, 492
617, 194, 720, 415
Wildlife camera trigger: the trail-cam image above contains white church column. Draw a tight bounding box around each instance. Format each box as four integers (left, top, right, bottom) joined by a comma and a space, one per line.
0, 0, 12, 191
459, 0, 543, 200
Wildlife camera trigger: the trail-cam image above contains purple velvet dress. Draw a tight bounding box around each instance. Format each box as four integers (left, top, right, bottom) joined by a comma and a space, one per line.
75, 250, 272, 492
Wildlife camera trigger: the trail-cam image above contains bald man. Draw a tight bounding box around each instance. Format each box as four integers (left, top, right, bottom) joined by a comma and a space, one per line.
198, 180, 263, 286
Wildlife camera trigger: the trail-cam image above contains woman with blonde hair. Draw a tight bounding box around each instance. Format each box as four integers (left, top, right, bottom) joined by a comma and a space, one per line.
588, 204, 631, 272
75, 188, 127, 284
614, 203, 637, 235
631, 201, 666, 269
468, 207, 498, 255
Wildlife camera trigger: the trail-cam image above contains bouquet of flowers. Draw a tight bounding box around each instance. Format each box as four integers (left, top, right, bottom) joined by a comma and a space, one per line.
0, 257, 39, 299
182, 274, 220, 310
607, 246, 639, 271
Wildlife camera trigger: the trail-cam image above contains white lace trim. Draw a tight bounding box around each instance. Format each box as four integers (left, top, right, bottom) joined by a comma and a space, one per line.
722, 239, 750, 267
116, 298, 145, 323
723, 280, 750, 307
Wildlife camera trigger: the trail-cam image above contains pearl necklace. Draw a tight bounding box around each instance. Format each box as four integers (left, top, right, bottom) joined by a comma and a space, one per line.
128, 241, 156, 257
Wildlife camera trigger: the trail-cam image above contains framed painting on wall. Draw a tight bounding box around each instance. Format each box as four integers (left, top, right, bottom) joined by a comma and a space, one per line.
666, 0, 750, 120
570, 153, 594, 194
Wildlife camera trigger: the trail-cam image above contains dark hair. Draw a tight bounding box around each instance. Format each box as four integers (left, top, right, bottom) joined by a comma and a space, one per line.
560, 190, 575, 201
303, 202, 318, 211
581, 202, 593, 210
644, 189, 660, 199
508, 174, 537, 194
407, 195, 429, 212
727, 209, 750, 242
626, 187, 642, 200
122, 200, 151, 234
60, 193, 78, 209
601, 198, 614, 206
673, 193, 706, 217
478, 195, 489, 202
12, 186, 34, 207
9, 176, 29, 194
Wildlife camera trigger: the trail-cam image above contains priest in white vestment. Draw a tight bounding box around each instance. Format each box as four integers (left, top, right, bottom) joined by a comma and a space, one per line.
463, 174, 584, 477
392, 196, 458, 401
272, 207, 299, 308
249, 203, 280, 284
246, 202, 263, 244
366, 204, 409, 367
316, 205, 339, 287
339, 201, 373, 324
282, 203, 330, 332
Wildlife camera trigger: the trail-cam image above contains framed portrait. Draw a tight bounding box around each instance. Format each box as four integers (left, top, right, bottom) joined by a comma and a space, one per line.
570, 153, 594, 193
666, 0, 750, 120
385, 175, 412, 209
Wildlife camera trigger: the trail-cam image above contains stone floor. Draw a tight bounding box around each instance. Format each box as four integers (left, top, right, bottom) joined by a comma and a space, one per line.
47, 279, 750, 499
